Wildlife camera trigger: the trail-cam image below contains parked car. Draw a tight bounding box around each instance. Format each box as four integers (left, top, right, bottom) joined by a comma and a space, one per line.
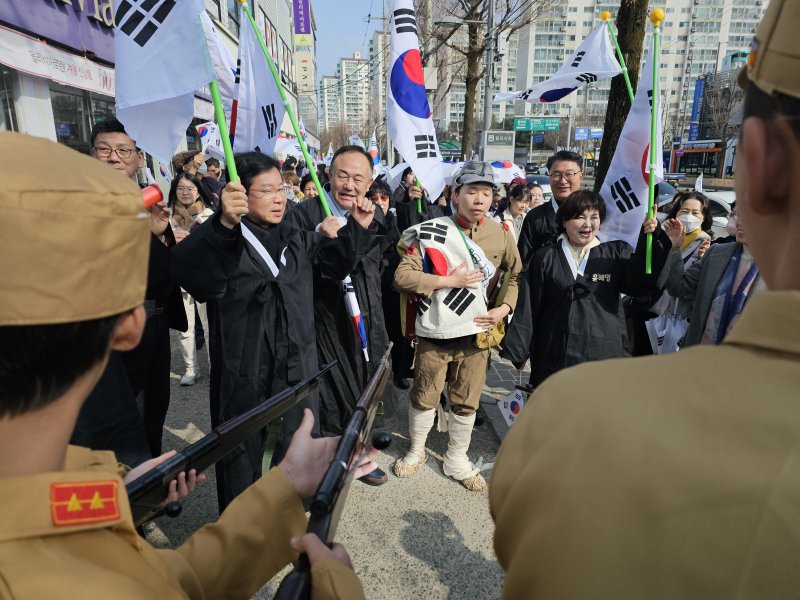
525, 162, 540, 175
656, 184, 732, 239
526, 175, 550, 186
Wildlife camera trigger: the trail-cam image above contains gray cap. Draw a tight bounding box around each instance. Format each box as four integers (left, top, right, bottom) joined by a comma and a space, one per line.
452, 160, 497, 190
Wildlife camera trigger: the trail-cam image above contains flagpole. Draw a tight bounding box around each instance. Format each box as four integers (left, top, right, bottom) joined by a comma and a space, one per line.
601, 11, 635, 105
646, 8, 664, 275
209, 79, 239, 183
237, 0, 332, 218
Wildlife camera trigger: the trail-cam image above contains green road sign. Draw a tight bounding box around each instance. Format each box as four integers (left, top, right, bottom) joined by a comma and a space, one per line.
513, 117, 561, 132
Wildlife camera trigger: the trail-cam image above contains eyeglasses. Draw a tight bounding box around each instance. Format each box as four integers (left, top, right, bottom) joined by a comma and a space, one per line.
549, 170, 581, 182
176, 186, 198, 194
249, 186, 290, 200
93, 146, 135, 160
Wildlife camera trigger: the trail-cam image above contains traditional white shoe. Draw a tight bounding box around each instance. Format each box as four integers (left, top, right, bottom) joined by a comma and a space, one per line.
180, 371, 196, 386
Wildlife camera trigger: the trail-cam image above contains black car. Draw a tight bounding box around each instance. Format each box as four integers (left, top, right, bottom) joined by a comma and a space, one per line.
525, 162, 540, 175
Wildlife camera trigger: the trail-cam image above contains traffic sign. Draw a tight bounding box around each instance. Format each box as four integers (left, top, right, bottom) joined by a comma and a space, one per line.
675, 149, 684, 157
590, 128, 603, 139
513, 117, 561, 132
574, 127, 589, 141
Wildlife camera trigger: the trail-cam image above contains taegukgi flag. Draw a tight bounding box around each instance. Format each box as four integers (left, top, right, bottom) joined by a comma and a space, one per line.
368, 128, 381, 166
598, 36, 664, 248
324, 143, 334, 166
387, 0, 445, 201
494, 24, 622, 104
114, 0, 214, 163
349, 135, 366, 149
196, 122, 224, 160
233, 4, 285, 155
199, 10, 236, 117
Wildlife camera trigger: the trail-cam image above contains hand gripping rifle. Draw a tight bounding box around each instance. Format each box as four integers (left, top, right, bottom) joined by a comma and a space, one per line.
125, 362, 336, 527
275, 344, 393, 600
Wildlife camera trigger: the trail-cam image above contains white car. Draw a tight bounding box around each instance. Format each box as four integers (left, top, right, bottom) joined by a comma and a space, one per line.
657, 192, 732, 240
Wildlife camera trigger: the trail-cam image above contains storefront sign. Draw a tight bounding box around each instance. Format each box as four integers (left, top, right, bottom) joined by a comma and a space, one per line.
0, 25, 114, 95
293, 0, 312, 47
0, 0, 115, 63
486, 131, 514, 146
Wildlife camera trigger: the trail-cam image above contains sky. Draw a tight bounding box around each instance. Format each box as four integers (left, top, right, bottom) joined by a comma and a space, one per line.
312, 0, 386, 80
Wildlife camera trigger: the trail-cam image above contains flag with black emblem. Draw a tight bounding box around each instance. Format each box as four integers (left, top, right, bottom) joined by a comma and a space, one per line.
232, 3, 285, 154
599, 37, 663, 248
387, 0, 445, 201
114, 0, 214, 163
494, 24, 621, 105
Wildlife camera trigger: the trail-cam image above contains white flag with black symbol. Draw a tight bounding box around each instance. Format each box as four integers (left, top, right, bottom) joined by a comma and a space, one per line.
114, 0, 214, 163
387, 0, 445, 200
199, 11, 236, 118
494, 24, 621, 104
599, 37, 664, 248
232, 9, 285, 154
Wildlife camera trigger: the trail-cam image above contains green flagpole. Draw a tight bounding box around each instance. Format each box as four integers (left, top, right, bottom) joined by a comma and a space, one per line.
237, 0, 332, 218
415, 177, 422, 214
646, 8, 665, 275
601, 11, 635, 105
209, 80, 239, 184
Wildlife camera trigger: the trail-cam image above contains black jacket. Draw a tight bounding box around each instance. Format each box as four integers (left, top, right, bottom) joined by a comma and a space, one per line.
517, 201, 560, 268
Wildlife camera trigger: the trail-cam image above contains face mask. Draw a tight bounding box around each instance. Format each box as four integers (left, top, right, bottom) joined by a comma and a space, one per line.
726, 216, 737, 237
677, 214, 701, 233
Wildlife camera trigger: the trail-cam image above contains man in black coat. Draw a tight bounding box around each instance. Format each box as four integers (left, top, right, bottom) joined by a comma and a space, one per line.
286, 145, 391, 485
173, 152, 380, 510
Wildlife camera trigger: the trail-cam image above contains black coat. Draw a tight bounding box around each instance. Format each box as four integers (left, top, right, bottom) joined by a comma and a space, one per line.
285, 197, 391, 435
502, 228, 671, 389
517, 201, 559, 268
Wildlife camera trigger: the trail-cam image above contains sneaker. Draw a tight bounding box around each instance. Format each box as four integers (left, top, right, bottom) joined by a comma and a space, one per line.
180, 371, 196, 386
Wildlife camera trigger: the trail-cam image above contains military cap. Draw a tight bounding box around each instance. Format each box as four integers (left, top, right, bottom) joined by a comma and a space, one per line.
0, 132, 150, 325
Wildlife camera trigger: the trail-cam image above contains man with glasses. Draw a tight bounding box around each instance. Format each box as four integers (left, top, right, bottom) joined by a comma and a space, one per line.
517, 150, 585, 266
71, 119, 186, 464
286, 145, 391, 486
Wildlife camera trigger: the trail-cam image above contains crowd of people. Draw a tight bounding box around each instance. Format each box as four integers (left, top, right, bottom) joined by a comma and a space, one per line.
1, 1, 799, 596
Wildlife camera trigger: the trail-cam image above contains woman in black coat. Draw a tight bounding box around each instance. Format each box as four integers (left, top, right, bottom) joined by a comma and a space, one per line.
502, 190, 673, 389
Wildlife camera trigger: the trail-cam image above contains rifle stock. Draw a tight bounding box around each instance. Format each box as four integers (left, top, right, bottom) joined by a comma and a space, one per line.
125, 362, 336, 527
275, 344, 393, 600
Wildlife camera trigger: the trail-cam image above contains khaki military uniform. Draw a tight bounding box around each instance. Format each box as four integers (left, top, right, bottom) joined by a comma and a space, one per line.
394, 216, 521, 414
0, 446, 363, 600
491, 291, 800, 599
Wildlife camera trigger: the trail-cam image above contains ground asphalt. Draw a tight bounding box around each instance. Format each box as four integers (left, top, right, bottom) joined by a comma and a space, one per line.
144, 332, 530, 599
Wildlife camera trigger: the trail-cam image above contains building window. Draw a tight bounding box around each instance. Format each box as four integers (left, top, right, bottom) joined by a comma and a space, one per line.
0, 67, 18, 132
50, 82, 114, 154
205, 0, 222, 20
226, 0, 239, 38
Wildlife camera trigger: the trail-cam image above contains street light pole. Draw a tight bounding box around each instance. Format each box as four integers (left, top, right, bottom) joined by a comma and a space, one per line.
481, 0, 495, 160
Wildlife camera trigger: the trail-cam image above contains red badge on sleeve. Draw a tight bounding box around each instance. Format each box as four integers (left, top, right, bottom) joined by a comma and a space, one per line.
51, 481, 120, 526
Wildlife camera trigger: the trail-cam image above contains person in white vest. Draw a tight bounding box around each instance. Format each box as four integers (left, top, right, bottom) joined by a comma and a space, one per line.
392, 161, 522, 491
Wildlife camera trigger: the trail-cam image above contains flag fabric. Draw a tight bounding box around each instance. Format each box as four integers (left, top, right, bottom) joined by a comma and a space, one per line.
114, 0, 214, 164
498, 389, 526, 427
196, 122, 224, 160
367, 128, 381, 166
324, 143, 334, 166
274, 136, 303, 159
490, 160, 526, 184
299, 118, 308, 144
343, 278, 369, 361
199, 11, 236, 117
694, 172, 704, 193
349, 135, 366, 149
598, 37, 664, 248
232, 9, 285, 154
387, 0, 445, 201
494, 24, 622, 104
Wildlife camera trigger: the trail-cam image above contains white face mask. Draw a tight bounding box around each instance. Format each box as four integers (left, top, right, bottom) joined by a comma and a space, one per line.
726, 216, 737, 237
677, 214, 701, 234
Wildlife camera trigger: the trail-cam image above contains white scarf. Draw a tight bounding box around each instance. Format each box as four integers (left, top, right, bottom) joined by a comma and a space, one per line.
558, 234, 600, 280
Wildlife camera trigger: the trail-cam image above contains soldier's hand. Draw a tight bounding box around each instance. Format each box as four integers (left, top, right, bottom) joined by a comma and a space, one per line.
220, 182, 249, 229
123, 450, 206, 504
441, 261, 483, 289
149, 201, 170, 236
351, 196, 376, 229
291, 534, 355, 571
474, 305, 510, 329
319, 216, 342, 239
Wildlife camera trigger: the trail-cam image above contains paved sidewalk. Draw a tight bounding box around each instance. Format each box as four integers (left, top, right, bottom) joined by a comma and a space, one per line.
480, 351, 530, 442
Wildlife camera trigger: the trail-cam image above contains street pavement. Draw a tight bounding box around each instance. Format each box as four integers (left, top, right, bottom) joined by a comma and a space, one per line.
143, 332, 530, 599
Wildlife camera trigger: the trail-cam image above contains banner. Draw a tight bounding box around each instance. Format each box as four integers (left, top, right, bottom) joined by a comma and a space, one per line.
293, 0, 313, 47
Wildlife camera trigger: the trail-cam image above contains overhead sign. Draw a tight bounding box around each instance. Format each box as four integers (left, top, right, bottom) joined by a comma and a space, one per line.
513, 117, 561, 132
574, 127, 589, 141
590, 128, 603, 139
486, 131, 514, 146
293, 0, 313, 47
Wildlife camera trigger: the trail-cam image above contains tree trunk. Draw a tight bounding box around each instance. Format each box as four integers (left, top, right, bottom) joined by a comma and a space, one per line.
593, 0, 649, 192
460, 21, 482, 160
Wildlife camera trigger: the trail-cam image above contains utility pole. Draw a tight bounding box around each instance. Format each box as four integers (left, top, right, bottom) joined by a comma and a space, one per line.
480, 0, 495, 161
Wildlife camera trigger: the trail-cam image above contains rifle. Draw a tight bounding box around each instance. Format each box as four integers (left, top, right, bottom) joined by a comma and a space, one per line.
275, 344, 393, 600
125, 362, 336, 527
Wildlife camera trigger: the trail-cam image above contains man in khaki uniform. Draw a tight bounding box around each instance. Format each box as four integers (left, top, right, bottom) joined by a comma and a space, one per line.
491, 1, 800, 597
393, 161, 521, 491
0, 133, 371, 599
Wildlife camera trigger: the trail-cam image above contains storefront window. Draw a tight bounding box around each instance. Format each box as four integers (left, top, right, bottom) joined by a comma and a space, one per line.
0, 67, 18, 132
50, 82, 114, 154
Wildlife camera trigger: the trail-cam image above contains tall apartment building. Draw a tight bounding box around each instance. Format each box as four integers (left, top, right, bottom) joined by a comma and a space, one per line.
321, 75, 342, 131
338, 52, 372, 137
369, 30, 390, 131
511, 0, 767, 141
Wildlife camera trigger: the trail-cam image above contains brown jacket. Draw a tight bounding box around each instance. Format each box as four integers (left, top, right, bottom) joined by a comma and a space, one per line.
491, 291, 800, 599
0, 446, 363, 599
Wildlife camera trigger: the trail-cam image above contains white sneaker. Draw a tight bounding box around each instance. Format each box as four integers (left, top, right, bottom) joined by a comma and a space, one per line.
180, 371, 196, 386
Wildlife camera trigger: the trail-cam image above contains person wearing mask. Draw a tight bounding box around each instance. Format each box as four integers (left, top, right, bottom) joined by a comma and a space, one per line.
493, 184, 531, 240
491, 4, 800, 594
528, 183, 545, 209
517, 150, 585, 266
393, 161, 521, 491
501, 190, 671, 390
713, 204, 738, 244
167, 172, 215, 386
